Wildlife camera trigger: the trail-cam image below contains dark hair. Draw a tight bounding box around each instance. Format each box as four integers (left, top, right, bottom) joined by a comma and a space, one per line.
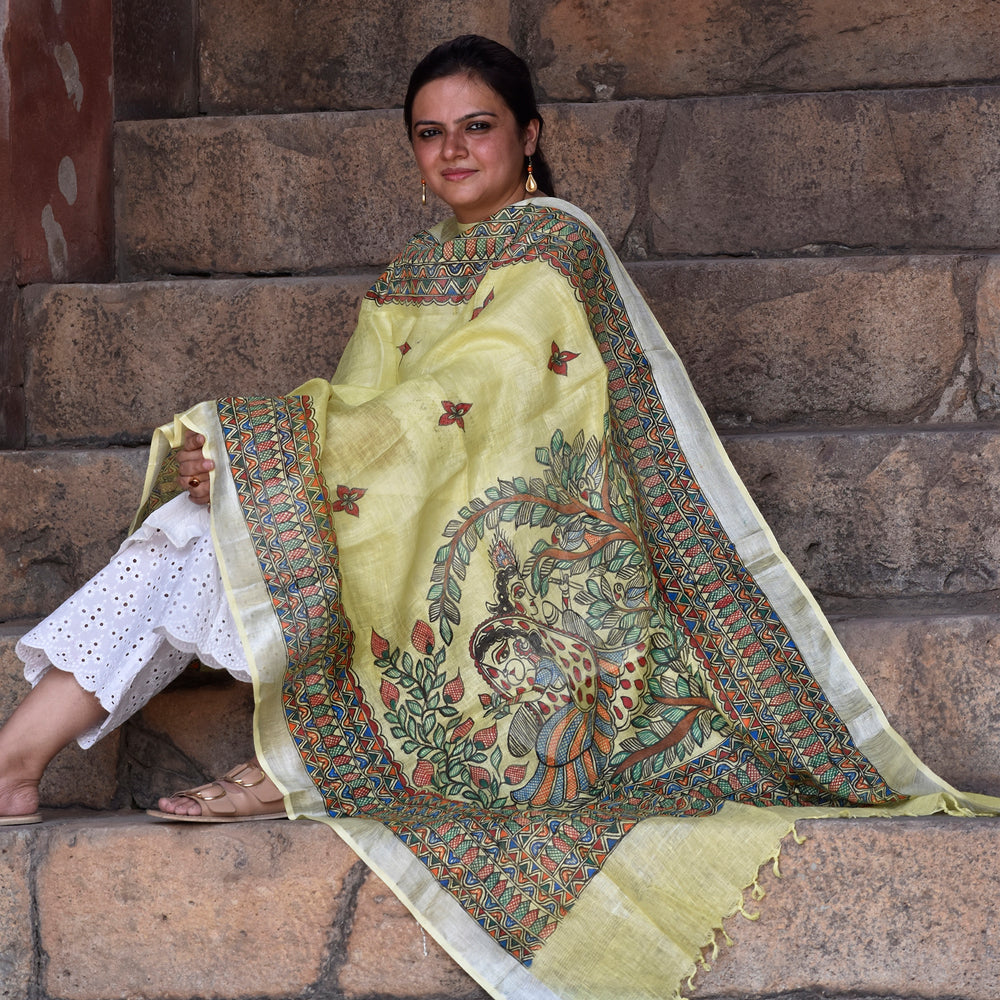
404, 34, 555, 197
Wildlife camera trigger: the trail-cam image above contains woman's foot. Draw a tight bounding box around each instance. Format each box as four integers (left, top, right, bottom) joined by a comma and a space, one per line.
148, 759, 287, 823
0, 776, 42, 825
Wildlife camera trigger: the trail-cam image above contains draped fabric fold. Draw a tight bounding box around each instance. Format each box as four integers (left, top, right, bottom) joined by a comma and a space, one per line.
133, 200, 992, 1000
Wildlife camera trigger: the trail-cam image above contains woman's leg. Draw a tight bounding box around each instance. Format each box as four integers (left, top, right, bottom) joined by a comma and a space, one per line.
0, 668, 107, 819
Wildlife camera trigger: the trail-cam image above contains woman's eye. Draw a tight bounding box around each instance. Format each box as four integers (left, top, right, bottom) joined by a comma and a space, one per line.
417, 128, 441, 140
467, 121, 490, 131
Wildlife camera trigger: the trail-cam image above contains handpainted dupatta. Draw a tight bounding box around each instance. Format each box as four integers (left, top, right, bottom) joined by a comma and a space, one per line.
135, 199, 990, 1000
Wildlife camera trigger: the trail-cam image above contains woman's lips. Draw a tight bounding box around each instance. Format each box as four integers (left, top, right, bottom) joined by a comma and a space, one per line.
442, 169, 476, 181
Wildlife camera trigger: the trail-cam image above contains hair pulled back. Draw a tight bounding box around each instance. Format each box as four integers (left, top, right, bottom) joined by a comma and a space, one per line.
404, 34, 555, 198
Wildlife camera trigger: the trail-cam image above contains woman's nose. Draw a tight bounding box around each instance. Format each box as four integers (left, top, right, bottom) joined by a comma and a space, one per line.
442, 129, 467, 159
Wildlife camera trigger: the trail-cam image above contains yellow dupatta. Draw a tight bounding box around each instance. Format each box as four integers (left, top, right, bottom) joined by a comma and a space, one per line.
135, 199, 995, 1000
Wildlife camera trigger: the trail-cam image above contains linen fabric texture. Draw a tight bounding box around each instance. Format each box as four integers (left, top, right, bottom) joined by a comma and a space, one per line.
132, 200, 990, 1000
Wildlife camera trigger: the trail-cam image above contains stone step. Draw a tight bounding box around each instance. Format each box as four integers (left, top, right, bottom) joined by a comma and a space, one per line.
21, 257, 1000, 447
116, 86, 1000, 276
113, 102, 640, 278
4, 426, 1000, 620
191, 0, 1000, 114
5, 603, 1000, 812
2, 812, 997, 998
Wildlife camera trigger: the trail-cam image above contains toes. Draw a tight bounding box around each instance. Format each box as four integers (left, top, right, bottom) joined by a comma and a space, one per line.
157, 795, 202, 816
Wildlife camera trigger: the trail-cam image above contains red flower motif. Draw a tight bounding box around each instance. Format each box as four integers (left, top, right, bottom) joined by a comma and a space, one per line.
452, 718, 474, 742
398, 341, 411, 355
370, 630, 389, 660
331, 484, 366, 517
548, 341, 580, 376
472, 723, 497, 750
410, 619, 434, 653
478, 693, 493, 708
379, 678, 399, 710
442, 674, 465, 704
468, 765, 491, 788
504, 764, 527, 785
439, 400, 472, 429
413, 761, 434, 786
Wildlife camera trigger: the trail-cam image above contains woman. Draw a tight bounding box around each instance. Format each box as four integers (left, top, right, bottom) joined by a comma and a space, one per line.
0, 34, 992, 1000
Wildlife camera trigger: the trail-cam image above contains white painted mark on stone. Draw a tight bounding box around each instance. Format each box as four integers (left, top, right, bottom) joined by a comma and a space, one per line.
41, 204, 69, 280
53, 42, 83, 111
51, 0, 62, 13
58, 156, 78, 205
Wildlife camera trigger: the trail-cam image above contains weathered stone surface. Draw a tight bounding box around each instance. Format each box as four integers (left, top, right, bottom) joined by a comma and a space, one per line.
340, 868, 485, 999
112, 0, 198, 119
649, 87, 1000, 256
533, 0, 1000, 101
833, 614, 1000, 796
36, 816, 358, 998
7, 0, 113, 282
122, 672, 256, 808
14, 812, 1000, 999
0, 826, 33, 998
974, 256, 1000, 416
693, 817, 1000, 998
0, 449, 146, 621
199, 1, 511, 113
632, 255, 973, 428
724, 427, 1000, 601
22, 276, 368, 445
0, 626, 121, 809
115, 104, 639, 278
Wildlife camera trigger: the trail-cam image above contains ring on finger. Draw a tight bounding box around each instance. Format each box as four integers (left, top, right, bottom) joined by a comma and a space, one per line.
189, 477, 201, 488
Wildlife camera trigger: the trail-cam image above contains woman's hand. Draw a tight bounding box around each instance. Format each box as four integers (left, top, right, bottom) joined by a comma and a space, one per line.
177, 430, 214, 505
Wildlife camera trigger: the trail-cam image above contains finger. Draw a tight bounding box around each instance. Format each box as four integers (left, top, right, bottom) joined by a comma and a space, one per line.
177, 457, 214, 477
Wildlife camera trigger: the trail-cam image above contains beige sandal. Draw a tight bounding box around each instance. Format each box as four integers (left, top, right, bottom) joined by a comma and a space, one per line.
0, 812, 42, 826
146, 760, 287, 823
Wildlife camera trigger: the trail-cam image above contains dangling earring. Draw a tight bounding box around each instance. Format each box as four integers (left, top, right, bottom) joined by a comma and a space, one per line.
525, 156, 538, 194
421, 178, 427, 205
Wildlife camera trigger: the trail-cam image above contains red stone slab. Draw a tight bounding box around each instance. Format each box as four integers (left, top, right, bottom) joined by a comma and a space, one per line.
7, 0, 113, 282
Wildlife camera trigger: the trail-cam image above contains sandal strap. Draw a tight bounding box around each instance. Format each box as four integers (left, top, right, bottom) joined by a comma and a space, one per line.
173, 760, 285, 818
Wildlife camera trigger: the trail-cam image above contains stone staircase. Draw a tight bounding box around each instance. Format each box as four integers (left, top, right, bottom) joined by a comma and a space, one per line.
3, 2, 1000, 998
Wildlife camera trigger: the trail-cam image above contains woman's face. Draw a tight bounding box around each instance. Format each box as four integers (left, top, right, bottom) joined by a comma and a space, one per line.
410, 72, 539, 223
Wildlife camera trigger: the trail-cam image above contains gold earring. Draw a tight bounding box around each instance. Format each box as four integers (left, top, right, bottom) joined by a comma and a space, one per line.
421, 178, 427, 205
525, 156, 538, 194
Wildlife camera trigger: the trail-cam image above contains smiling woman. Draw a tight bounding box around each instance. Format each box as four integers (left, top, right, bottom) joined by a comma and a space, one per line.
410, 74, 539, 222
1, 32, 996, 1000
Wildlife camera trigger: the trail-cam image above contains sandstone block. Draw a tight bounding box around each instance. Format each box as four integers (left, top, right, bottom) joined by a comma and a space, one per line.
115, 104, 638, 278
694, 817, 1000, 998
632, 255, 972, 428
0, 827, 34, 998
340, 867, 485, 998
0, 449, 147, 622
649, 87, 1000, 256
534, 0, 1000, 101
199, 0, 511, 113
0, 626, 121, 809
22, 276, 368, 446
112, 0, 198, 119
833, 614, 1000, 796
36, 817, 360, 998
974, 256, 1000, 416
723, 427, 1000, 601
